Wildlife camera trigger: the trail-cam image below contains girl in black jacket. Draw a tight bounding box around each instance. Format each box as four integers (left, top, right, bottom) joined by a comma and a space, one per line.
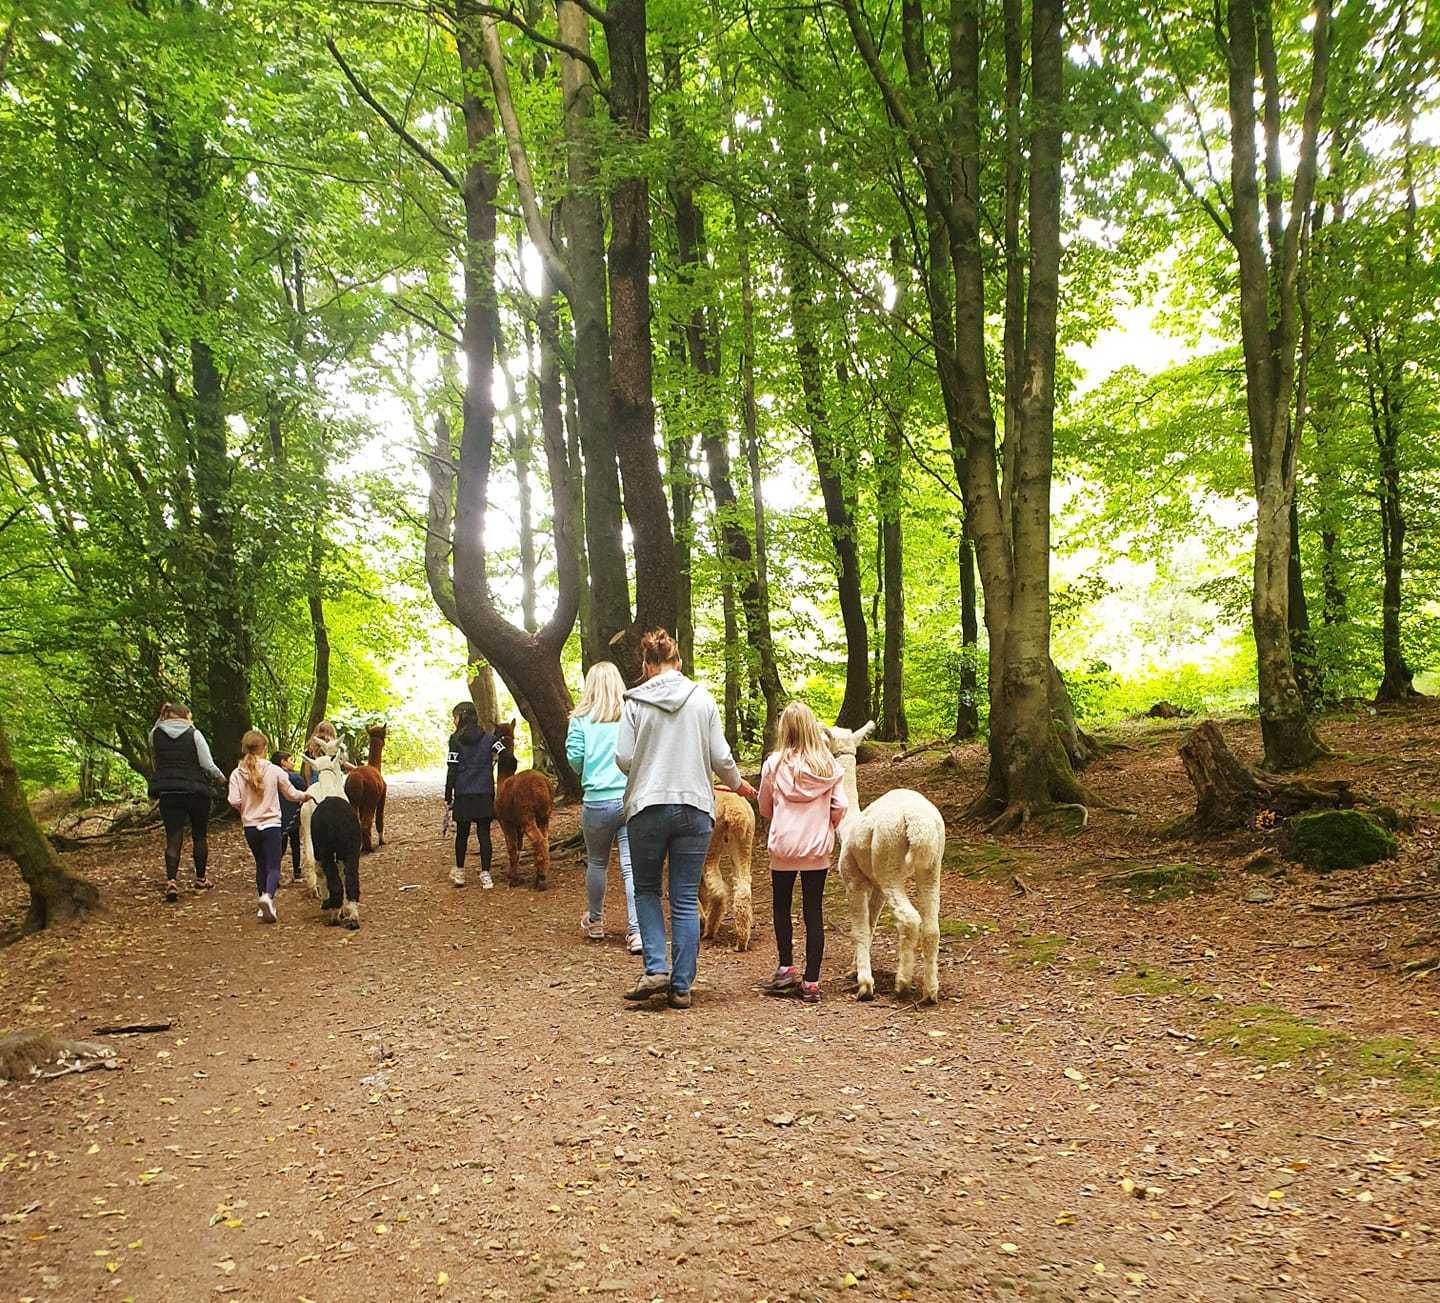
445, 702, 509, 889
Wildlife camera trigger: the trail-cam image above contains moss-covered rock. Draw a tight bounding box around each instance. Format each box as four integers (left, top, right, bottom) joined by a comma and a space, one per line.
1283, 809, 1397, 873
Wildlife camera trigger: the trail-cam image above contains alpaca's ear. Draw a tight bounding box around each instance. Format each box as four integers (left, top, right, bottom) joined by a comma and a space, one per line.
855, 721, 876, 743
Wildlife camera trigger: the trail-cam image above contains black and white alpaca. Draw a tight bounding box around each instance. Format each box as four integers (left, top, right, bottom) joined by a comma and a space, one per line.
307, 797, 364, 930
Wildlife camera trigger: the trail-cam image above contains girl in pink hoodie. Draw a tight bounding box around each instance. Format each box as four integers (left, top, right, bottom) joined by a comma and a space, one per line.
758, 702, 848, 1003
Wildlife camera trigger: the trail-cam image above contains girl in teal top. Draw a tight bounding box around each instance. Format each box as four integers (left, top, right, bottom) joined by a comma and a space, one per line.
567, 661, 641, 953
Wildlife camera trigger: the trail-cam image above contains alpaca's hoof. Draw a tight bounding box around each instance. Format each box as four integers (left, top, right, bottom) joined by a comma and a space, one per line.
508, 874, 520, 888
344, 915, 360, 931
341, 902, 360, 930
856, 985, 875, 1002
533, 877, 546, 891
322, 908, 340, 927
919, 991, 939, 1007
895, 981, 913, 1002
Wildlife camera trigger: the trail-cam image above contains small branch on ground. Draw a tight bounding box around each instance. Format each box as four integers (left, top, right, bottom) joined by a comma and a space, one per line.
1307, 891, 1440, 913
92, 1022, 172, 1036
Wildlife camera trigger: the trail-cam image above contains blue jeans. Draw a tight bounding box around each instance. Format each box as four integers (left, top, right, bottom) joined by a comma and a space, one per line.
582, 799, 637, 933
627, 804, 715, 995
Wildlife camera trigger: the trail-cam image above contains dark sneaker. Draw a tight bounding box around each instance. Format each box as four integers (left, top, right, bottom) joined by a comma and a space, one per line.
800, 981, 821, 1004
667, 990, 692, 1010
164, 882, 178, 904
624, 972, 671, 1001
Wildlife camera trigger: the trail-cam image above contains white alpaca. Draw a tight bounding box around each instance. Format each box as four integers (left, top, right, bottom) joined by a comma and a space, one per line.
299, 740, 348, 897
826, 721, 946, 1005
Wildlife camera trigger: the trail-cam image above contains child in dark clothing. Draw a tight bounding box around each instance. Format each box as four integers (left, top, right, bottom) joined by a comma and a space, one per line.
445, 702, 510, 890
272, 750, 310, 882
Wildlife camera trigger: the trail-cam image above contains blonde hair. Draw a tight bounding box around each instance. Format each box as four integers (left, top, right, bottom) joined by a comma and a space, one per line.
239, 729, 269, 793
776, 701, 838, 777
574, 661, 625, 724
159, 702, 191, 721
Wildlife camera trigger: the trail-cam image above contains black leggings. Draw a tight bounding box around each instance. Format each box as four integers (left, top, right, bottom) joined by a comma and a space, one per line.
159, 793, 210, 882
284, 822, 302, 875
456, 818, 493, 870
772, 869, 827, 982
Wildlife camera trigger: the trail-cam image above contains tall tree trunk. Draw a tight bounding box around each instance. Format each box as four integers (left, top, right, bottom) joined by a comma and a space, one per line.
733, 196, 784, 748
778, 167, 868, 725
605, 0, 675, 661
467, 640, 500, 726
666, 411, 695, 669
1288, 498, 1321, 707
0, 717, 98, 934
547, 1, 629, 651
956, 532, 980, 740
305, 523, 330, 740
1225, 0, 1330, 769
448, 13, 580, 796
721, 570, 740, 750
879, 239, 909, 743
1370, 366, 1416, 702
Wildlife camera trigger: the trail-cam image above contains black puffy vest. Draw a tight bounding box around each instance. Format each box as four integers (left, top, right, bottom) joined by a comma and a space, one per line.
149, 726, 208, 798
452, 729, 497, 797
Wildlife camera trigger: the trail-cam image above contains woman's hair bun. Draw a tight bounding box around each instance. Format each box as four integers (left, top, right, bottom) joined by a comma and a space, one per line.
639, 628, 680, 667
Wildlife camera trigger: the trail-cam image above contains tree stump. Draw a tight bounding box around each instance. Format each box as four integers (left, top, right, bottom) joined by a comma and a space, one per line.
1178, 720, 1357, 835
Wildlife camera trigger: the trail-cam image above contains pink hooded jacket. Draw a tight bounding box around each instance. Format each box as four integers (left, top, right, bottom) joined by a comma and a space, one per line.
758, 752, 849, 872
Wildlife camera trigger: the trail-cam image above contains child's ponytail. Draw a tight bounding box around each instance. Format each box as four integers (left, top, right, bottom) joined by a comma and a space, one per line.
239, 730, 269, 793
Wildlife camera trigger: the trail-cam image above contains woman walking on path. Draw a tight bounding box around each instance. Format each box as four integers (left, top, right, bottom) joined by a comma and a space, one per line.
228, 730, 313, 923
445, 702, 508, 890
149, 702, 227, 903
567, 662, 642, 954
757, 702, 848, 1004
616, 629, 756, 1009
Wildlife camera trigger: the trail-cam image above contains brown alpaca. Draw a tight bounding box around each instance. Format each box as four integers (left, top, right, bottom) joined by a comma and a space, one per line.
492, 721, 554, 890
700, 790, 755, 950
343, 725, 388, 853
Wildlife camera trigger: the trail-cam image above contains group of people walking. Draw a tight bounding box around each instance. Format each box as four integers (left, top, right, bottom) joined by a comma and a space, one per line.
148, 625, 850, 1004
554, 628, 848, 1007
148, 704, 348, 923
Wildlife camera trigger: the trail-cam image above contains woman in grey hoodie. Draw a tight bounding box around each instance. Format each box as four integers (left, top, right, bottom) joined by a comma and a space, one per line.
615, 629, 756, 1008
149, 702, 226, 902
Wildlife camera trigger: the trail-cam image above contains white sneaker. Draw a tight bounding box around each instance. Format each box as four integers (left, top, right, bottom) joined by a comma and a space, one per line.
627, 931, 644, 955
479, 871, 494, 890
581, 912, 605, 941
258, 894, 276, 924
451, 866, 466, 888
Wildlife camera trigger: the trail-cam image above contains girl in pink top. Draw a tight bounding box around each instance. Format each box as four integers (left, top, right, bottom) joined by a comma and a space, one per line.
228, 730, 313, 924
757, 702, 848, 1003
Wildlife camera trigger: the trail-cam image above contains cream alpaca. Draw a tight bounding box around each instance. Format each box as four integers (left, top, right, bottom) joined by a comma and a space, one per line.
825, 721, 946, 1004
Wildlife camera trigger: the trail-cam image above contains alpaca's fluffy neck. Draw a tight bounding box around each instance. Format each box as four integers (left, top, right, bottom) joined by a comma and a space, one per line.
837, 754, 861, 827
366, 730, 385, 770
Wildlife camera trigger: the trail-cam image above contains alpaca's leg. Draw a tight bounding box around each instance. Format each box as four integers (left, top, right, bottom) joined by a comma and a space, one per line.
886, 886, 923, 1001
699, 851, 726, 940
320, 852, 343, 925
846, 867, 877, 1001
732, 826, 754, 952
359, 804, 373, 854
300, 803, 319, 897
917, 860, 942, 1005
374, 790, 385, 847
340, 849, 361, 930
527, 819, 547, 890
503, 823, 522, 886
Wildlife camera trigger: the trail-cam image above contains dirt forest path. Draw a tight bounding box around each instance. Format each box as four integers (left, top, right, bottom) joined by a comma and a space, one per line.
4, 713, 1440, 1302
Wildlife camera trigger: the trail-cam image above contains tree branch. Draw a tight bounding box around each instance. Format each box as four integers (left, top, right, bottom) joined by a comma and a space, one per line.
470, 4, 606, 90
479, 15, 577, 300
326, 37, 461, 192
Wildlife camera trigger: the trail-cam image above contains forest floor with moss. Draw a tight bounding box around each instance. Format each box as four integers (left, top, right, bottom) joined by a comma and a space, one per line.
3, 705, 1440, 1302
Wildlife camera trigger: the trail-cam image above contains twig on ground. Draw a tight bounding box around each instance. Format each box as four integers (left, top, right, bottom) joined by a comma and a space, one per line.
1308, 891, 1440, 913
1201, 1191, 1235, 1214
1011, 873, 1032, 897
92, 1021, 172, 1036
760, 1219, 822, 1245
345, 1177, 402, 1205
893, 738, 949, 762
1304, 1133, 1365, 1147
338, 1024, 383, 1035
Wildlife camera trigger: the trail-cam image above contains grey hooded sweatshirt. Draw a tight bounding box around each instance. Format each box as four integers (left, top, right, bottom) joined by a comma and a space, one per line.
615, 670, 742, 821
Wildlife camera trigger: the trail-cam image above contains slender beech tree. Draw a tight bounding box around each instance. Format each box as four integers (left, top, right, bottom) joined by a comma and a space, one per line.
844, 0, 1090, 823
